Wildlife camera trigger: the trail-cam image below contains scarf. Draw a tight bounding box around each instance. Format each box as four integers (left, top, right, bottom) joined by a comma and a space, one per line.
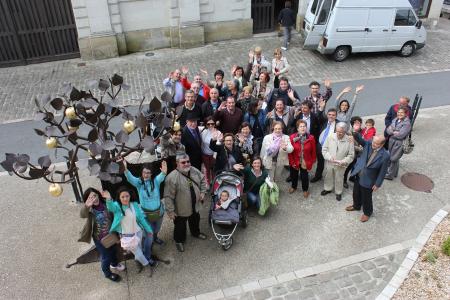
267, 133, 283, 157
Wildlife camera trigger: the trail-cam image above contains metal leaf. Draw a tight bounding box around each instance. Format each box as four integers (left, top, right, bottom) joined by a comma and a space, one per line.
50, 98, 64, 110
88, 143, 103, 156
29, 168, 45, 179
76, 159, 89, 169
86, 113, 98, 124
34, 112, 46, 121
149, 97, 162, 112
121, 83, 130, 91
107, 162, 120, 174
70, 87, 82, 101
162, 115, 173, 128
140, 136, 154, 152
69, 119, 82, 127
34, 97, 42, 110
62, 83, 72, 95
0, 160, 14, 172
89, 163, 101, 176
88, 129, 98, 142
102, 140, 116, 151
111, 74, 123, 86
109, 176, 122, 184
98, 172, 112, 181
81, 98, 98, 108
161, 91, 172, 103
40, 94, 51, 105
87, 79, 98, 90
38, 155, 51, 168
43, 112, 54, 122
13, 161, 28, 173
96, 103, 105, 116
46, 126, 58, 137
17, 154, 30, 164
115, 130, 129, 144
135, 113, 147, 129
34, 128, 46, 136
121, 110, 133, 121
98, 79, 110, 91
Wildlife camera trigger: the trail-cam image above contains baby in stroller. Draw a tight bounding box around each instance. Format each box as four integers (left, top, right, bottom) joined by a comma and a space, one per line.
214, 190, 231, 210
212, 188, 239, 223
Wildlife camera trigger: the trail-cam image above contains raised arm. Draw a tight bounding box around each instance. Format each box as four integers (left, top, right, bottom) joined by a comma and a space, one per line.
334, 86, 352, 110
347, 85, 364, 119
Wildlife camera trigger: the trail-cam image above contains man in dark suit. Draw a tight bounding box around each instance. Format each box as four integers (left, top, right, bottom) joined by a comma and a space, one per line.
181, 115, 203, 171
346, 134, 390, 222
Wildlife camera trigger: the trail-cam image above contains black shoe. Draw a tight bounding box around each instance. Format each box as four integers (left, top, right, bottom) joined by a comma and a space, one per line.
384, 176, 393, 181
286, 176, 292, 182
135, 261, 144, 273
106, 273, 121, 282
149, 260, 159, 268
343, 182, 349, 189
320, 190, 332, 196
336, 194, 342, 201
176, 243, 185, 252
310, 176, 322, 183
194, 233, 207, 240
349, 176, 355, 183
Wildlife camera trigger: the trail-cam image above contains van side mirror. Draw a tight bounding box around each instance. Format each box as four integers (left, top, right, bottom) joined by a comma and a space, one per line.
416, 20, 422, 29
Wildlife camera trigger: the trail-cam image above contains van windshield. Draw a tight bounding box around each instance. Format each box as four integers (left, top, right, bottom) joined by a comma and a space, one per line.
316, 0, 333, 25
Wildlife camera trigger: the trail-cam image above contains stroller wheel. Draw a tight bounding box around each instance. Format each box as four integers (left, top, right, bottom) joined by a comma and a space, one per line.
241, 210, 248, 228
222, 237, 233, 251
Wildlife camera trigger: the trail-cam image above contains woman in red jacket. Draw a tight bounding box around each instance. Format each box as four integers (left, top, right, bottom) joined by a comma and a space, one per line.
288, 120, 316, 198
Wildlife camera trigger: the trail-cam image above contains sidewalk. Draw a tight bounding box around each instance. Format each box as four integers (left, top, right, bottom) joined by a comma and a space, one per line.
1, 19, 450, 123
0, 105, 449, 299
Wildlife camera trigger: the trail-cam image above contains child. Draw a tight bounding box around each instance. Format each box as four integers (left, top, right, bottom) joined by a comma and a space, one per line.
361, 119, 376, 141
215, 190, 230, 210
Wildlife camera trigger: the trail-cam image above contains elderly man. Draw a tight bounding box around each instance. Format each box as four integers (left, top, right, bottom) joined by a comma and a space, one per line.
164, 154, 208, 252
214, 96, 243, 134
163, 69, 185, 107
190, 82, 207, 104
346, 135, 390, 222
303, 80, 333, 114
176, 90, 203, 127
181, 115, 203, 171
321, 122, 354, 201
180, 67, 210, 100
202, 88, 221, 120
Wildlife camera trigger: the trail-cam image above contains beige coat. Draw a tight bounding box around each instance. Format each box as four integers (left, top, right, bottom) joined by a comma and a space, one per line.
322, 133, 354, 168
163, 167, 207, 217
260, 134, 293, 169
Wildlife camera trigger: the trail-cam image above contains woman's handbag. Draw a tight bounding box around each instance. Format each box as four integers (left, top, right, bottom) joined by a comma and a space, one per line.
100, 233, 119, 248
144, 207, 161, 222
402, 137, 414, 154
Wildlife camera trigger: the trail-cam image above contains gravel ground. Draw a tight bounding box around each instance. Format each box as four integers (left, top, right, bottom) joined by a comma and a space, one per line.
393, 216, 450, 300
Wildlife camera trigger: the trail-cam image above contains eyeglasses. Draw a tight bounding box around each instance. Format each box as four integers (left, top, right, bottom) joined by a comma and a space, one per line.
206, 123, 215, 126
180, 160, 190, 165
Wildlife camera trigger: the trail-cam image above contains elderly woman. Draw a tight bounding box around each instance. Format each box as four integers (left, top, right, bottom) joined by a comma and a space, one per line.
201, 116, 222, 185
260, 121, 293, 181
266, 98, 295, 134
209, 132, 246, 174
237, 86, 255, 113
79, 188, 125, 282
221, 79, 240, 102
288, 120, 316, 197
250, 70, 272, 104
243, 157, 268, 209
334, 85, 364, 124
272, 48, 290, 89
384, 107, 411, 180
120, 158, 167, 253
235, 122, 254, 162
102, 187, 156, 275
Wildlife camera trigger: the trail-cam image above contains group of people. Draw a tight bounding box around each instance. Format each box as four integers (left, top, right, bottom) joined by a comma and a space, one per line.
78, 45, 413, 282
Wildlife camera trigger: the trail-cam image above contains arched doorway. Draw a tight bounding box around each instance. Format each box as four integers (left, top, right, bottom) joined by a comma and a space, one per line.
252, 0, 299, 34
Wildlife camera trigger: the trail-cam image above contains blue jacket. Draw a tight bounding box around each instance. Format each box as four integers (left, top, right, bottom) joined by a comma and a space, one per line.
125, 170, 165, 212
351, 137, 390, 189
106, 200, 153, 234
244, 109, 267, 136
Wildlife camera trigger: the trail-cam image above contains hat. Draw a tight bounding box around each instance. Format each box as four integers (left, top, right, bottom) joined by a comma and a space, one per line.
185, 113, 200, 121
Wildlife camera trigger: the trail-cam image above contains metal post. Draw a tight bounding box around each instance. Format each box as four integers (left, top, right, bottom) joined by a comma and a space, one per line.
67, 161, 82, 202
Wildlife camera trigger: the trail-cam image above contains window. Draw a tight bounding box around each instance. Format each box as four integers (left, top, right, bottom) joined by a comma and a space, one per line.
408, 0, 431, 17
394, 9, 417, 26
311, 0, 320, 14
316, 0, 333, 25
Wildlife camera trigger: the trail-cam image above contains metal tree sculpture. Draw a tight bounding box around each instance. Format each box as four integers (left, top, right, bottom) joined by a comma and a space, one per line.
1, 74, 174, 199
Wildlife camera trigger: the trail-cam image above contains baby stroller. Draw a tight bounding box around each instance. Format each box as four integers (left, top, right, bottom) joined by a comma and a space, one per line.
209, 171, 248, 250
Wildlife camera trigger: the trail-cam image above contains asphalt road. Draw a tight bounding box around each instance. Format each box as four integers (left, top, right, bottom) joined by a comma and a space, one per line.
1, 70, 450, 170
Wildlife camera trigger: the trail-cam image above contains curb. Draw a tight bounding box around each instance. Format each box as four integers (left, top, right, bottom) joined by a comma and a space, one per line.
180, 241, 414, 300
376, 205, 450, 300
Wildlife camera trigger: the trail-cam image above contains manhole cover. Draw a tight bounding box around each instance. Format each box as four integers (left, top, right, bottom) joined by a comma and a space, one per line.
401, 172, 434, 193
145, 52, 155, 57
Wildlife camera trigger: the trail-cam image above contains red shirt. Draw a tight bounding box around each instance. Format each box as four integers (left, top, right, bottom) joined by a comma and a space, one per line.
361, 127, 376, 141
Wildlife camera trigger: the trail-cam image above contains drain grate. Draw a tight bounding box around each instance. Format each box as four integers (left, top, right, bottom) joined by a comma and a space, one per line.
401, 172, 434, 193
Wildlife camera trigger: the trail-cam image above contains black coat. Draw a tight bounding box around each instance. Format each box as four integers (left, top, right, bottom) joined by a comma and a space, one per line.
266, 87, 298, 111
201, 100, 221, 121
290, 112, 322, 141
181, 127, 203, 171
209, 139, 245, 174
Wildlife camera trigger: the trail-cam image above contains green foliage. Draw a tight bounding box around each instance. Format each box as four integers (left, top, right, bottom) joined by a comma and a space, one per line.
442, 236, 450, 256
424, 250, 438, 263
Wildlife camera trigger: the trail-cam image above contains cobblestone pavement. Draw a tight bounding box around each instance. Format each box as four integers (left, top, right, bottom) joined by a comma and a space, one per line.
1, 19, 450, 123
224, 250, 407, 300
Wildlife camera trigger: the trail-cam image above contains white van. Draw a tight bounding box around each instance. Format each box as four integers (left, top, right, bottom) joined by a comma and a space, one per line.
302, 0, 426, 61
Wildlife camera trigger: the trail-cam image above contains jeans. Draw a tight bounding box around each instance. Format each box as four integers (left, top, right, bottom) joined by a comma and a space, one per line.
93, 238, 118, 277
127, 230, 149, 266
247, 192, 261, 209
143, 227, 156, 262
283, 26, 292, 48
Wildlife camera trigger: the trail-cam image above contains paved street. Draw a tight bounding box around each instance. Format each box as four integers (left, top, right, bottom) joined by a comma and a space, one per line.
0, 19, 450, 123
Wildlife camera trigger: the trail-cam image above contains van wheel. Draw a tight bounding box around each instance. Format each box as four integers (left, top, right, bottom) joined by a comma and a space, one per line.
333, 46, 350, 62
399, 42, 415, 57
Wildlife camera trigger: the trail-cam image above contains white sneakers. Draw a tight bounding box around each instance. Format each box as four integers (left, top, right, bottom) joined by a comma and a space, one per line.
110, 263, 126, 272
281, 47, 288, 51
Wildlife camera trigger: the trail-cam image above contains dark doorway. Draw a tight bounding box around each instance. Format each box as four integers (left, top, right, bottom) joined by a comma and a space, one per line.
0, 0, 79, 68
252, 0, 299, 34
